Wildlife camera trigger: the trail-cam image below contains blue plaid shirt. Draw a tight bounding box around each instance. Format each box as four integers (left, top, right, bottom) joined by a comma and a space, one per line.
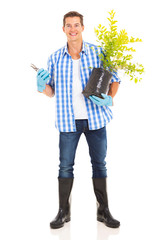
47, 41, 120, 132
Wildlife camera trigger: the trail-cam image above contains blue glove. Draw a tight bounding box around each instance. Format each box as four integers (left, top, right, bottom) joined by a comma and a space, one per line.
89, 93, 112, 106
37, 68, 50, 92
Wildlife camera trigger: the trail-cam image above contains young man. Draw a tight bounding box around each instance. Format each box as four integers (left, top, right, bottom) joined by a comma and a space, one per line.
37, 11, 120, 229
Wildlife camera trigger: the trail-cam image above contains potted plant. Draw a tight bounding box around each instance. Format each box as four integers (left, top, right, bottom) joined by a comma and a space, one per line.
82, 10, 144, 98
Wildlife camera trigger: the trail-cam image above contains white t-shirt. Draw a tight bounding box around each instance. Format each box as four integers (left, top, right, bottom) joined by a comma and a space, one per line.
72, 59, 88, 119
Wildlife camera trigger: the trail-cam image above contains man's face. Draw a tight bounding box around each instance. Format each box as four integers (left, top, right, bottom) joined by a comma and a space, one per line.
63, 17, 84, 42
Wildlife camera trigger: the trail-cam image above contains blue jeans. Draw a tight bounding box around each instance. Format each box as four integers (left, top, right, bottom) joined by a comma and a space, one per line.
58, 120, 107, 178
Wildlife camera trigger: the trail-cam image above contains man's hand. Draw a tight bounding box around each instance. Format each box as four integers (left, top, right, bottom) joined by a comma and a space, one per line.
37, 68, 50, 92
89, 93, 112, 106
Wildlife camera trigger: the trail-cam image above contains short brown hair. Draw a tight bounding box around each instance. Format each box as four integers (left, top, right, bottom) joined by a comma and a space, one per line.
63, 11, 84, 26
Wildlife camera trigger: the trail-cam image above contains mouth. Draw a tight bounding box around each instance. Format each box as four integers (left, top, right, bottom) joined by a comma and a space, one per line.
69, 33, 77, 36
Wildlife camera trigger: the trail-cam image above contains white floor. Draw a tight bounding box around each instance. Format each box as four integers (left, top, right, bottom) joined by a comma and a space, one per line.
1, 173, 160, 240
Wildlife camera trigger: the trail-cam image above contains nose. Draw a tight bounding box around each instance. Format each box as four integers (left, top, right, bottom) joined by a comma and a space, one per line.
70, 25, 78, 31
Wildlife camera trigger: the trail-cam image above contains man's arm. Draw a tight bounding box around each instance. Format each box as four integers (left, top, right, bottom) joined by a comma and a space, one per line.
41, 85, 54, 97
108, 82, 119, 98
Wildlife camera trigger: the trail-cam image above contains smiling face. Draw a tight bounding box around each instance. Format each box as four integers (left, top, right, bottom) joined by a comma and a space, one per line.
63, 17, 84, 43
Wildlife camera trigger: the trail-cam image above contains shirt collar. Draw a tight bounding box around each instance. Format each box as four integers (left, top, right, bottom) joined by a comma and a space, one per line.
81, 41, 88, 55
62, 41, 88, 56
62, 43, 69, 56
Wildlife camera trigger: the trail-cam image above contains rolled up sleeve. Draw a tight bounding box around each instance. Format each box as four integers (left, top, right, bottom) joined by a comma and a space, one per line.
47, 54, 55, 89
110, 71, 121, 84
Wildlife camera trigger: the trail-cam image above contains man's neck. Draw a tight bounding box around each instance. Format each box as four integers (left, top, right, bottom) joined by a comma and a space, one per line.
67, 39, 83, 59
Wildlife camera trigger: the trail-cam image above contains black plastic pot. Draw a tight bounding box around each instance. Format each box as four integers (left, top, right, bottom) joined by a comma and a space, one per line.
82, 68, 112, 99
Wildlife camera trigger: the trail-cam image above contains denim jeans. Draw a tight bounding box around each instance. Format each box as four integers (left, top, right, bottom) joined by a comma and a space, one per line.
58, 120, 107, 178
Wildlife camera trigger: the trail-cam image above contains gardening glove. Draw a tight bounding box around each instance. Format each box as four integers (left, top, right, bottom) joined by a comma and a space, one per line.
89, 93, 112, 106
37, 68, 50, 92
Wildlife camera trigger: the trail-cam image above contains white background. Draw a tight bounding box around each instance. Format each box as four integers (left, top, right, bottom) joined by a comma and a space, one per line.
0, 0, 160, 239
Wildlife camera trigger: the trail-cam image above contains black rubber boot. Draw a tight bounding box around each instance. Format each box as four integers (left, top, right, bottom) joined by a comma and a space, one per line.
50, 178, 74, 229
92, 178, 120, 228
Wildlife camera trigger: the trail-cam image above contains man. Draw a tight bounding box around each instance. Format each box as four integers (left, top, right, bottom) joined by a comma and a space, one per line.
37, 11, 120, 229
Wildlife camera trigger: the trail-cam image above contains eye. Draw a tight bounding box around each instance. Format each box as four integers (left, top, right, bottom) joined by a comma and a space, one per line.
66, 24, 71, 28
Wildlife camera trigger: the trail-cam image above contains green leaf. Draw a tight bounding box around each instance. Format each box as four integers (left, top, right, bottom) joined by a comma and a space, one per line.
94, 9, 144, 83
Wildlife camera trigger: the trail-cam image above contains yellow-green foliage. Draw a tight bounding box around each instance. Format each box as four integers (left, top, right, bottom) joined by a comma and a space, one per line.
95, 10, 144, 83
